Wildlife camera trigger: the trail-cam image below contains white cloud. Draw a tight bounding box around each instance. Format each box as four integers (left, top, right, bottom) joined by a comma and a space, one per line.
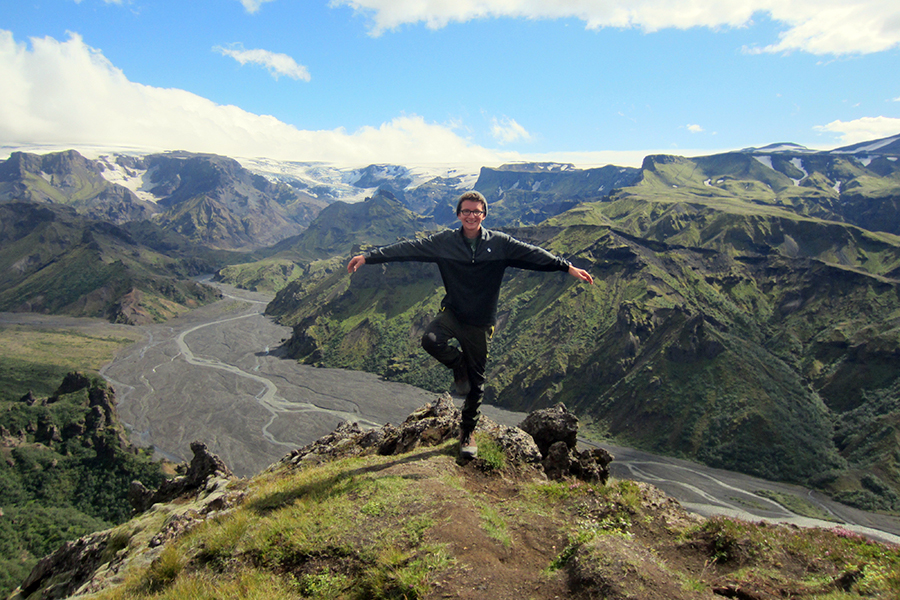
0, 30, 505, 166
814, 116, 900, 145
238, 0, 277, 13
687, 124, 704, 133
214, 44, 311, 81
490, 117, 532, 144
334, 0, 900, 55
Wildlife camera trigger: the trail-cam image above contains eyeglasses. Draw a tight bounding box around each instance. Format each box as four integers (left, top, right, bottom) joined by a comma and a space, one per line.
459, 209, 484, 216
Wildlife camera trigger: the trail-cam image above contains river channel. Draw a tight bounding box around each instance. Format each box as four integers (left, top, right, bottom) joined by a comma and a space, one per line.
18, 279, 900, 544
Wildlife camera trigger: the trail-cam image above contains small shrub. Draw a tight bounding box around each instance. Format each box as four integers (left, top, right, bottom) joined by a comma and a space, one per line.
474, 436, 505, 471
294, 567, 351, 599
695, 517, 761, 565
142, 544, 187, 593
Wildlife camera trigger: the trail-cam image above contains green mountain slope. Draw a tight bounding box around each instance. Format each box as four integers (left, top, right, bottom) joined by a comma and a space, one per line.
594, 151, 900, 236
0, 203, 221, 323
217, 190, 434, 291
0, 373, 166, 597
469, 163, 641, 227
267, 148, 900, 512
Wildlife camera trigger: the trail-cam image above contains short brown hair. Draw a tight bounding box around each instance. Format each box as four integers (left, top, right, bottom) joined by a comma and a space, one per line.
456, 191, 488, 216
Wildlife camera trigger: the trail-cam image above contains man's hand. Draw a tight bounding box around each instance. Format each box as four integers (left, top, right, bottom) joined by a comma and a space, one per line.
568, 265, 594, 285
348, 254, 366, 273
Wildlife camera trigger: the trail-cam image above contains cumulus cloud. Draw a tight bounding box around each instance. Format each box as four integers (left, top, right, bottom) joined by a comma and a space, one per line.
687, 124, 704, 133
491, 117, 532, 145
334, 0, 900, 55
814, 116, 900, 145
238, 0, 277, 13
214, 44, 311, 81
0, 30, 505, 165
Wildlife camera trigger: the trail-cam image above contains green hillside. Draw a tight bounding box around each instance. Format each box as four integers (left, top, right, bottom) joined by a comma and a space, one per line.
0, 203, 222, 323
267, 151, 900, 512
217, 190, 433, 291
10, 401, 900, 600
0, 373, 166, 596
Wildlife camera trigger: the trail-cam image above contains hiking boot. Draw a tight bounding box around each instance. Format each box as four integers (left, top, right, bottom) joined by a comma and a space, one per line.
452, 360, 470, 397
459, 429, 477, 460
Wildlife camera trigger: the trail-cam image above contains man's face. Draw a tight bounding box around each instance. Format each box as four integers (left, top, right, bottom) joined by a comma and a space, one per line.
457, 199, 485, 237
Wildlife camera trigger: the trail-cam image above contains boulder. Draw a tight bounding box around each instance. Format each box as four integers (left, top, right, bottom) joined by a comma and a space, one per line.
278, 395, 610, 483
520, 403, 614, 483
519, 402, 579, 456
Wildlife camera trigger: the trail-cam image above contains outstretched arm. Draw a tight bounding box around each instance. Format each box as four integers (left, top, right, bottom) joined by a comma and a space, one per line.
568, 265, 594, 285
348, 254, 366, 273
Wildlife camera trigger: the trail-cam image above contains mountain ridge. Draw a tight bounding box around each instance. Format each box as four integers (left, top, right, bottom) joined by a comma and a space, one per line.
0, 202, 224, 323
4, 134, 900, 508
264, 134, 900, 513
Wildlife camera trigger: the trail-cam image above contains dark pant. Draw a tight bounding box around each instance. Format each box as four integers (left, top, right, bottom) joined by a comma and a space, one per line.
421, 309, 493, 433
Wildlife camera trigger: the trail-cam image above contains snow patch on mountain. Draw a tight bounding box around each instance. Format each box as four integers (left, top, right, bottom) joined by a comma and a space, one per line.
235, 157, 479, 203
96, 155, 159, 203
832, 134, 900, 155
790, 157, 808, 185
743, 142, 814, 154
753, 155, 774, 170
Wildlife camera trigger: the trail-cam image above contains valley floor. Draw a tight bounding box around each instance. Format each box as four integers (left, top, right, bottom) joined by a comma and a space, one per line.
3, 280, 899, 544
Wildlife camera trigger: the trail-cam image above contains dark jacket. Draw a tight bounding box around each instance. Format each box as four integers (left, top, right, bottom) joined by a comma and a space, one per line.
364, 227, 571, 326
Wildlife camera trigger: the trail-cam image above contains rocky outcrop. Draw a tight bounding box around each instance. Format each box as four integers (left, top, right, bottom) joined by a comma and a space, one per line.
280, 394, 613, 483
129, 441, 235, 513
520, 403, 614, 483
11, 444, 243, 600
2, 373, 134, 455
11, 399, 615, 600
278, 393, 542, 469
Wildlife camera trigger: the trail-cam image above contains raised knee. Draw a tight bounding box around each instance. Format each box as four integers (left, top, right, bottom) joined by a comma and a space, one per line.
421, 331, 438, 352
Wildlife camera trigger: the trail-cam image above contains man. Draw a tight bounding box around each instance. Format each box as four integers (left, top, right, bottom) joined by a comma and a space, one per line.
347, 191, 593, 460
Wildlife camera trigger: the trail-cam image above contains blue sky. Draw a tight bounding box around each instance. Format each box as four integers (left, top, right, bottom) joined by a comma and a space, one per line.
1, 0, 899, 167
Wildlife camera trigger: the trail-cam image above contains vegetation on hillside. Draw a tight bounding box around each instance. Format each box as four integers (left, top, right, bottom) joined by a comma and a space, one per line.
0, 367, 166, 597
0, 203, 226, 323
0, 263, 189, 597
0, 323, 142, 404
267, 152, 900, 514
20, 435, 900, 600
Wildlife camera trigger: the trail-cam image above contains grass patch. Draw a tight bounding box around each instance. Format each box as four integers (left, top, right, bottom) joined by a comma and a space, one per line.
478, 504, 512, 547
110, 451, 452, 600
678, 516, 900, 596
0, 324, 141, 402
474, 434, 506, 471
